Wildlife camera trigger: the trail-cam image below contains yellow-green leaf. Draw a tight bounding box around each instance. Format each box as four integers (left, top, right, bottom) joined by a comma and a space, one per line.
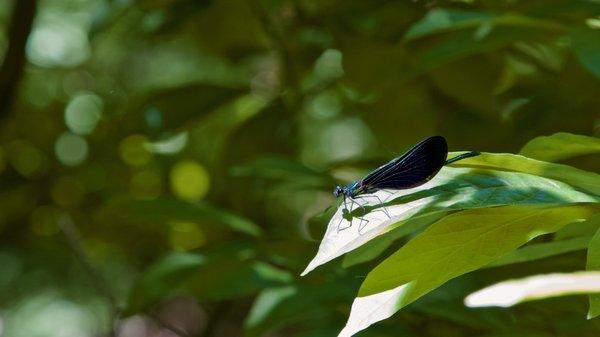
448, 152, 600, 195
519, 132, 600, 162
486, 236, 591, 268
339, 205, 599, 337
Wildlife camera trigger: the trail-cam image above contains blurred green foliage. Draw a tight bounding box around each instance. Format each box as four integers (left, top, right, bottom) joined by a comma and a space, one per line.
0, 0, 599, 337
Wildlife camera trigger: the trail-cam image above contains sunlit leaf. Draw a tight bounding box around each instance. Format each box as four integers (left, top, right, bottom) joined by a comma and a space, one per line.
449, 152, 600, 195
339, 205, 599, 337
519, 132, 600, 162
465, 272, 600, 308
302, 166, 598, 275
342, 212, 446, 268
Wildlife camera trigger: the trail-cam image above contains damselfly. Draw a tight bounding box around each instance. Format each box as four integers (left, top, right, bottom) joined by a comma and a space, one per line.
333, 136, 479, 232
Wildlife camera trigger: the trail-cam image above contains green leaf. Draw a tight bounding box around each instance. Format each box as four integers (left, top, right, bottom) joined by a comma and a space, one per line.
302, 166, 598, 276
360, 205, 598, 296
339, 205, 599, 337
411, 28, 533, 74
230, 156, 331, 188
245, 286, 298, 331
519, 132, 600, 162
188, 94, 271, 167
448, 152, 600, 195
571, 26, 600, 79
405, 9, 496, 41
585, 214, 600, 318
99, 196, 262, 236
127, 243, 293, 314
244, 280, 359, 337
555, 218, 600, 240
465, 272, 600, 308
180, 255, 293, 301
486, 236, 592, 268
405, 9, 562, 41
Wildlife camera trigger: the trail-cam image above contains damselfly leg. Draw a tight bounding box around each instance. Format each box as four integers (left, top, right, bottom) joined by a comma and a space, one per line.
353, 193, 392, 220
336, 196, 377, 234
336, 196, 352, 232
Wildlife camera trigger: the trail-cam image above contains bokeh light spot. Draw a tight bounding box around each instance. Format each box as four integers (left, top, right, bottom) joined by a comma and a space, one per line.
3, 293, 98, 337
27, 19, 90, 68
55, 132, 88, 166
169, 221, 207, 251
129, 169, 162, 200
119, 135, 152, 167
64, 93, 103, 135
170, 160, 210, 202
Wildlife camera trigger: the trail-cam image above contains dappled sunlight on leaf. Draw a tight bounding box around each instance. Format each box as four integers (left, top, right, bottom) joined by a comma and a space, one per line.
338, 205, 599, 337
449, 152, 600, 195
465, 272, 600, 308
302, 166, 598, 275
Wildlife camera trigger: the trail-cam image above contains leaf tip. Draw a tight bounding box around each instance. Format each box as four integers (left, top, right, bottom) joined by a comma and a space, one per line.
300, 264, 314, 276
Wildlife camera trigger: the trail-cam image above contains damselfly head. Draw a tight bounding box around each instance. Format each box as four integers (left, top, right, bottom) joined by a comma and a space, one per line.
333, 185, 344, 198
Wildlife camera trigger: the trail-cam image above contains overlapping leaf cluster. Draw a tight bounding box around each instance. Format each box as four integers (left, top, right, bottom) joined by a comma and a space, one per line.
304, 133, 600, 336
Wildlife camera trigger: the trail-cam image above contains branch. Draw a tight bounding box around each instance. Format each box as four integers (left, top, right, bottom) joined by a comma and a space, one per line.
58, 215, 120, 337
0, 0, 37, 119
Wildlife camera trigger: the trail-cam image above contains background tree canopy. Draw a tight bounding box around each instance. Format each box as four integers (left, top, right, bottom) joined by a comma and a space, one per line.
0, 0, 599, 336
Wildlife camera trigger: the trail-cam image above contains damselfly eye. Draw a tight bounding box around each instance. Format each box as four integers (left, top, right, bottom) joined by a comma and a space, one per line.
333, 186, 343, 197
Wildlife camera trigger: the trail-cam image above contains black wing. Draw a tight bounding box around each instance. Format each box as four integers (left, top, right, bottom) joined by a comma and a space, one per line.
360, 136, 448, 191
